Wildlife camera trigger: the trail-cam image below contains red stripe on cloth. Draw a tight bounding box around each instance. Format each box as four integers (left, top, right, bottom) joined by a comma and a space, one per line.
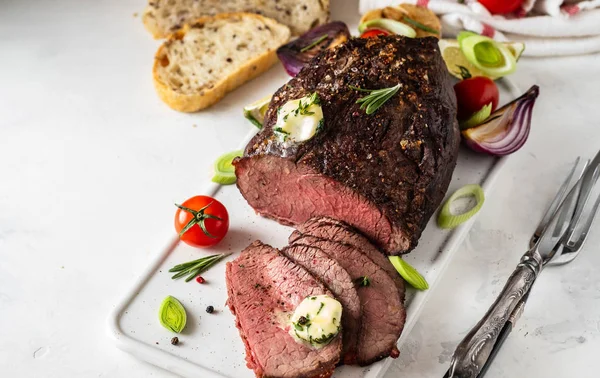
561, 4, 580, 16
416, 0, 430, 7
481, 23, 495, 38
515, 7, 528, 18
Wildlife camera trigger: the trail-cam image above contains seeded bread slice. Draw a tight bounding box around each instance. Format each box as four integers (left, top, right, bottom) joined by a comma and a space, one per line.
143, 0, 329, 39
152, 13, 290, 112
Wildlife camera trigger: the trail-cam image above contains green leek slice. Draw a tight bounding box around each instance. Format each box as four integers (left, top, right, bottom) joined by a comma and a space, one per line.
358, 19, 417, 38
389, 256, 429, 290
437, 184, 485, 229
243, 95, 271, 129
459, 33, 517, 78
212, 150, 243, 185
159, 296, 187, 333
507, 42, 526, 61
457, 31, 478, 45
460, 103, 492, 130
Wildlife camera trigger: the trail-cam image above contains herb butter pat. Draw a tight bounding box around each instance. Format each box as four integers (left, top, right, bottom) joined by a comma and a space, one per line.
289, 294, 342, 348
274, 93, 324, 143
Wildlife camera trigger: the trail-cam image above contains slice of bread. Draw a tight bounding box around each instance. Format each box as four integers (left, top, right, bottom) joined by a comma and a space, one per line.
143, 0, 329, 39
152, 13, 290, 112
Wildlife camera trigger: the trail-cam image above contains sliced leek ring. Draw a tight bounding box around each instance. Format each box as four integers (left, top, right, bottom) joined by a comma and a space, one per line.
243, 95, 271, 129
158, 295, 187, 333
212, 150, 243, 185
460, 103, 492, 130
389, 256, 429, 290
438, 39, 524, 80
437, 184, 485, 229
459, 34, 517, 78
358, 19, 417, 38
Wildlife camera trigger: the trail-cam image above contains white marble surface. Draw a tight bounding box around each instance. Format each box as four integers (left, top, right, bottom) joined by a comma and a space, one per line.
1, 0, 599, 377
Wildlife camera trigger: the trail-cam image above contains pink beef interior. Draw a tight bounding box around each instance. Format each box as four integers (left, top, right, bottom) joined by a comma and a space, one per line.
235, 155, 410, 253
225, 241, 341, 378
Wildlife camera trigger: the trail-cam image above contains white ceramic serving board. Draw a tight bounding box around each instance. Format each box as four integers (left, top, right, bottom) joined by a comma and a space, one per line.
107, 77, 521, 378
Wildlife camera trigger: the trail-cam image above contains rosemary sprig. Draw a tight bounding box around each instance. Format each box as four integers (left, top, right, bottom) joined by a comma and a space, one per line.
169, 253, 231, 282
349, 84, 401, 115
402, 16, 439, 35
300, 34, 328, 53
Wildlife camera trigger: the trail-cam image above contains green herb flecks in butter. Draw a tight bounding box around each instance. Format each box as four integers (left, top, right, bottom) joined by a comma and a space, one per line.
289, 294, 342, 348
274, 93, 324, 143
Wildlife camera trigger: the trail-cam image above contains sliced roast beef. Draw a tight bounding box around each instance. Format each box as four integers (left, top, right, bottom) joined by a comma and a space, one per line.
226, 241, 342, 378
292, 236, 405, 365
290, 217, 405, 302
281, 244, 362, 365
235, 36, 460, 254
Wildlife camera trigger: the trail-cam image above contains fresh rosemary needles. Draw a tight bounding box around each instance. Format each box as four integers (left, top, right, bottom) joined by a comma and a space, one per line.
350, 84, 402, 115
168, 253, 230, 282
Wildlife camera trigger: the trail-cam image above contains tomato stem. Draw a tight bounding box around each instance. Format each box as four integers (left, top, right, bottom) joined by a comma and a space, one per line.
175, 202, 223, 239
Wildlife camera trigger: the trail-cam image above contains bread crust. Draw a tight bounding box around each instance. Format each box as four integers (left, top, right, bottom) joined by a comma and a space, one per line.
152, 13, 290, 112
143, 0, 330, 39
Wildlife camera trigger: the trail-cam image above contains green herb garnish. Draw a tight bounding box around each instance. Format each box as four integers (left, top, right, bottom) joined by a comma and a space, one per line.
158, 295, 187, 333
316, 302, 325, 315
169, 253, 230, 282
316, 118, 325, 133
402, 16, 439, 34
349, 84, 401, 115
355, 276, 371, 287
312, 332, 336, 344
300, 34, 328, 53
293, 93, 320, 117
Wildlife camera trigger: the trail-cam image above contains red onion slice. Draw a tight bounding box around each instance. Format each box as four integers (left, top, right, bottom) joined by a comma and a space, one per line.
463, 85, 539, 156
276, 21, 351, 77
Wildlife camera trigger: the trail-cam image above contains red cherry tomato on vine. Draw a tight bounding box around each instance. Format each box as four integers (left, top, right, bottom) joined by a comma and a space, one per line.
454, 76, 499, 121
478, 0, 524, 15
360, 28, 391, 38
174, 195, 229, 248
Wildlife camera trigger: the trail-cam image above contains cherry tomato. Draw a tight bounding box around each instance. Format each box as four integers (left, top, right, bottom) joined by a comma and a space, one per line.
174, 195, 229, 248
360, 28, 391, 38
454, 76, 499, 121
478, 0, 524, 15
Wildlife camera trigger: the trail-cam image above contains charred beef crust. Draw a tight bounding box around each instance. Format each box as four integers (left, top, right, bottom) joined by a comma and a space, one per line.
240, 36, 459, 254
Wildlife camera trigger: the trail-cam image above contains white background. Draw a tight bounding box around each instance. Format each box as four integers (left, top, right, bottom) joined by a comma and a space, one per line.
1, 0, 600, 377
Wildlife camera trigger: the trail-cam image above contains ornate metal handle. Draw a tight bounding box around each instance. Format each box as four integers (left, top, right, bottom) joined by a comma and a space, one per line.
447, 252, 542, 378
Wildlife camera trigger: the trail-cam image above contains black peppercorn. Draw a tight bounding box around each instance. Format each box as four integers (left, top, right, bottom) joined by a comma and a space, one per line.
206, 305, 214, 314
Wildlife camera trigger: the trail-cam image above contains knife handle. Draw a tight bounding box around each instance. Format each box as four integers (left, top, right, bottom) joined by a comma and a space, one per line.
446, 254, 541, 378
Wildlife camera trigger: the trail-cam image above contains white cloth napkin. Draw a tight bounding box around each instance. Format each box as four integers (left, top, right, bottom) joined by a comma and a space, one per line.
359, 0, 600, 56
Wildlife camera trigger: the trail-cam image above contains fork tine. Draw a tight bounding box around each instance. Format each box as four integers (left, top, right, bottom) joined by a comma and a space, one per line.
565, 156, 600, 251
530, 157, 582, 248
552, 160, 589, 239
